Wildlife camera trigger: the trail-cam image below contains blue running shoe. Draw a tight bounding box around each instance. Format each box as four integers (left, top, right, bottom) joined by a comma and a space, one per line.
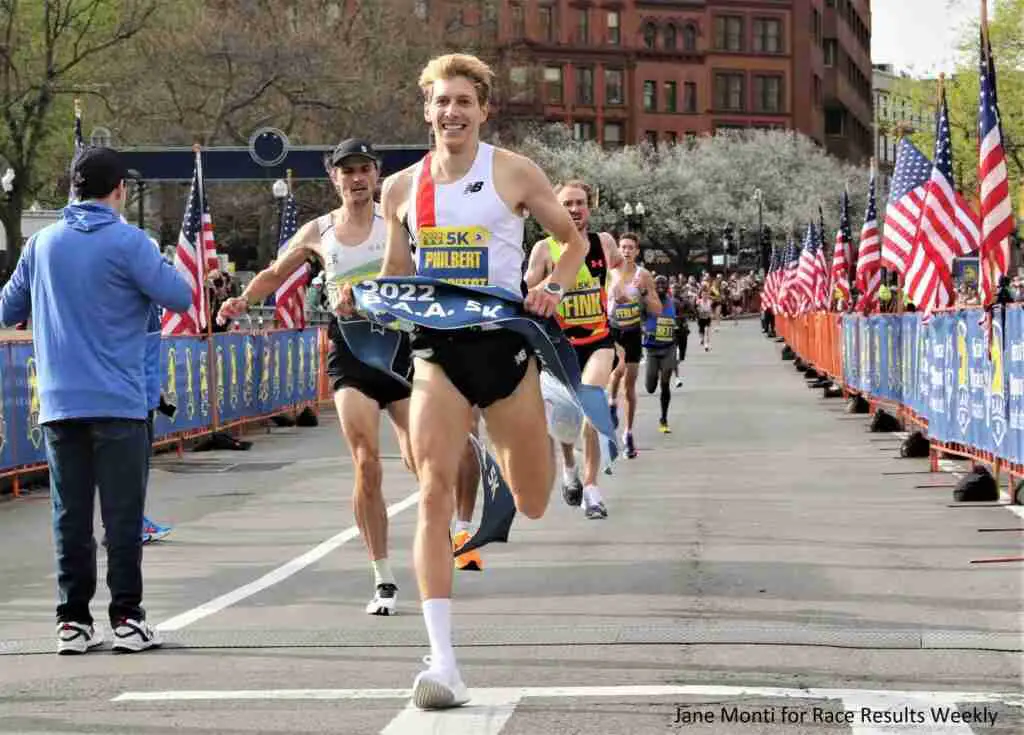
142, 517, 172, 544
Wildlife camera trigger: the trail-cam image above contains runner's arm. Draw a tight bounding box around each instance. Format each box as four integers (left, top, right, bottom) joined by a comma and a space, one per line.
379, 173, 416, 277
516, 160, 587, 293
640, 270, 663, 315
239, 222, 319, 305
600, 232, 623, 270
524, 240, 553, 289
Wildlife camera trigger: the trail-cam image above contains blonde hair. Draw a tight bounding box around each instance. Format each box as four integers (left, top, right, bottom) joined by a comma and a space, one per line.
554, 179, 593, 206
419, 53, 494, 106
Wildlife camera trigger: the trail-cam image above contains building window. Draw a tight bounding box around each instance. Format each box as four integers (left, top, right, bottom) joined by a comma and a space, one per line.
607, 10, 620, 44
644, 130, 658, 146
753, 75, 783, 112
603, 122, 624, 148
825, 109, 844, 135
510, 2, 525, 38
664, 24, 677, 50
539, 4, 557, 43
664, 81, 677, 112
683, 23, 697, 51
752, 18, 782, 53
684, 82, 697, 113
643, 80, 657, 112
544, 65, 563, 103
879, 133, 889, 163
573, 121, 595, 141
714, 16, 743, 51
642, 22, 657, 49
576, 8, 589, 44
813, 74, 821, 107
576, 66, 594, 105
823, 38, 837, 67
666, 131, 678, 145
509, 66, 532, 103
714, 73, 745, 111
605, 68, 624, 105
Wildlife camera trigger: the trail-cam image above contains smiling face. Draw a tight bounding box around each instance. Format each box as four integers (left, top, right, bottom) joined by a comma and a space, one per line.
330, 159, 378, 204
424, 75, 487, 150
556, 185, 590, 233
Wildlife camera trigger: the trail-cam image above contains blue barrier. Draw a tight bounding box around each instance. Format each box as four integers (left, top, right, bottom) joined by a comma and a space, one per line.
0, 328, 324, 475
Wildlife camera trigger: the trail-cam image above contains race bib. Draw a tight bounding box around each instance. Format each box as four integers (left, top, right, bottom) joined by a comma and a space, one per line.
417, 226, 490, 286
613, 303, 642, 327
652, 316, 675, 344
559, 284, 605, 327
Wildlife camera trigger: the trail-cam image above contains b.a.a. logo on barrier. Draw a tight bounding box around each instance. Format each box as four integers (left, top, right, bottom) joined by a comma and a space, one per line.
989, 320, 1007, 448
243, 340, 255, 407
285, 338, 295, 397
215, 345, 225, 411
956, 320, 970, 434
185, 347, 196, 419
307, 336, 318, 393
887, 325, 899, 395
260, 343, 272, 403
273, 341, 282, 400
297, 337, 306, 394
229, 343, 240, 410
165, 347, 178, 424
26, 357, 41, 450
872, 327, 881, 392
199, 350, 210, 418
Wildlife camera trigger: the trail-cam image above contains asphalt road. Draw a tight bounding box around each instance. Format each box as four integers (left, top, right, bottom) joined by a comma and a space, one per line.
0, 320, 1020, 734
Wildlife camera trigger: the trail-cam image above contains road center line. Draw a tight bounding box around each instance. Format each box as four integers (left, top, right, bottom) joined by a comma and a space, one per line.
156, 491, 420, 632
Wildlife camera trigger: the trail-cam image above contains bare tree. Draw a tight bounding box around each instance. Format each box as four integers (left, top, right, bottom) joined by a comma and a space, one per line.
0, 0, 156, 264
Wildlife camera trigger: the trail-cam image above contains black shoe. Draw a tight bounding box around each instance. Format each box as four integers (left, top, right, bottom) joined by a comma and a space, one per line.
562, 477, 583, 507
624, 433, 637, 459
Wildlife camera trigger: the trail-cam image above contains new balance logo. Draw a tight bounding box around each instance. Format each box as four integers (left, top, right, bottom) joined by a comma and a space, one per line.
463, 181, 484, 195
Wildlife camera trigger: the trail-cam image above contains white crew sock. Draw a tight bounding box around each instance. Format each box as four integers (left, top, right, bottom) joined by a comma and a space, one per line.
454, 520, 472, 536
422, 598, 456, 671
371, 558, 395, 587
583, 484, 603, 507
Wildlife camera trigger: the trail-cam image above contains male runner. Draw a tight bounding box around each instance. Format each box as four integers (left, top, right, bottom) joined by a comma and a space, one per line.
525, 180, 621, 519
643, 276, 679, 432
337, 53, 587, 709
218, 139, 480, 616
605, 233, 660, 459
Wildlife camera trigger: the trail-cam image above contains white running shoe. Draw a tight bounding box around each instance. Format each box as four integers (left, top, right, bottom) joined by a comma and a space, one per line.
412, 658, 470, 710
57, 621, 103, 655
365, 583, 398, 616
111, 618, 162, 653
674, 378, 684, 388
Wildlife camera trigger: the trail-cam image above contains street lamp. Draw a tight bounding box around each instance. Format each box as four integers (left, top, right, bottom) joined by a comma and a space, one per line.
623, 200, 646, 232
752, 188, 766, 273
127, 168, 146, 229
272, 178, 289, 242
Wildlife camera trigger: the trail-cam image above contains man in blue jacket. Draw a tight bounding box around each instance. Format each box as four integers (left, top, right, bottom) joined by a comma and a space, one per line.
0, 147, 191, 654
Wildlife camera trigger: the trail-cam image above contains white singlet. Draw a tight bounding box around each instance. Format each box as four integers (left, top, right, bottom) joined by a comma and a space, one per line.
406, 142, 525, 296
319, 207, 387, 311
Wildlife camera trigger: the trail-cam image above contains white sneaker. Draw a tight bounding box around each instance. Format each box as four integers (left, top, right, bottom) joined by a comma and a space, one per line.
674, 378, 684, 388
57, 621, 103, 655
366, 583, 398, 616
412, 659, 470, 710
111, 618, 162, 653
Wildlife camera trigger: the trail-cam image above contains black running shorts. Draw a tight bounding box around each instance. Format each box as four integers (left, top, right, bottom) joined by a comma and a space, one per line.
326, 321, 412, 408
611, 328, 642, 365
411, 328, 534, 409
571, 335, 615, 376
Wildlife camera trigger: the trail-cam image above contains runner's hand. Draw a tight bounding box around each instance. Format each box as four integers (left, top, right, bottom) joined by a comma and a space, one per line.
524, 285, 560, 318
217, 296, 248, 326
334, 282, 356, 318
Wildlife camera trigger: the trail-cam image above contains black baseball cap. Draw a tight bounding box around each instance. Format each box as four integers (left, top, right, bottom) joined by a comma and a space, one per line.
329, 138, 380, 167
72, 146, 127, 200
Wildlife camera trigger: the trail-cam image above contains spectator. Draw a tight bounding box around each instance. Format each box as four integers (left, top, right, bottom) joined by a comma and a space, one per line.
0, 147, 191, 655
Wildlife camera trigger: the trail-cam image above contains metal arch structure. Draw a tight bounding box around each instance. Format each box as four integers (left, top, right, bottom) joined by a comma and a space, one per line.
118, 144, 428, 183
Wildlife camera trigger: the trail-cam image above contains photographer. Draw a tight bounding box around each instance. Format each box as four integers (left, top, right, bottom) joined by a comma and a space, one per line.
207, 270, 233, 333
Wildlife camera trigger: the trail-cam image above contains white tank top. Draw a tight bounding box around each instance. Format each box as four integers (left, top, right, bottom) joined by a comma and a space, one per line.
407, 142, 525, 296
319, 207, 386, 311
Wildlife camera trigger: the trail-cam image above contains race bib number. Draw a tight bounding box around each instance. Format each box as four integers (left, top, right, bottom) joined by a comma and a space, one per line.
559, 285, 605, 327
613, 303, 642, 327
417, 226, 490, 286
652, 316, 675, 344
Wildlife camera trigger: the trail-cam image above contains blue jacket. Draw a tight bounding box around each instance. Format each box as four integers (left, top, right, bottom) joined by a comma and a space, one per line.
0, 202, 191, 423
146, 303, 162, 411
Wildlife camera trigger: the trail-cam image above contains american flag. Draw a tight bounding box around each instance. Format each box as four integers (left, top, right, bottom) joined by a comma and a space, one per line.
273, 188, 307, 329
763, 245, 780, 312
777, 234, 801, 316
829, 191, 853, 309
856, 167, 882, 313
881, 139, 932, 275
978, 24, 1014, 308
794, 224, 818, 313
904, 86, 980, 318
813, 214, 830, 311
161, 151, 219, 335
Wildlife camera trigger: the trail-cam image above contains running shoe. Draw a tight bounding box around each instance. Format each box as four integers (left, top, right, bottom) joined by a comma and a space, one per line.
583, 500, 608, 520
674, 377, 684, 388
142, 517, 172, 544
366, 582, 398, 616
659, 421, 672, 434
57, 621, 103, 655
562, 475, 583, 507
111, 618, 162, 653
412, 657, 470, 710
609, 403, 619, 429
452, 530, 483, 572
624, 432, 637, 459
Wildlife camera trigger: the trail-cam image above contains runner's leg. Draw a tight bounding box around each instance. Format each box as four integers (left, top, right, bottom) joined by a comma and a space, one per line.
579, 347, 614, 517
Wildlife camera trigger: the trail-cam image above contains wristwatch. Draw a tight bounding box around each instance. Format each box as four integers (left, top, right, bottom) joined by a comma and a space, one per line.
543, 281, 564, 301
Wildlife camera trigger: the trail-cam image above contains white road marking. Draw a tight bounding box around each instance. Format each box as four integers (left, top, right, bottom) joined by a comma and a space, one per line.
113, 683, 1022, 735
155, 492, 420, 631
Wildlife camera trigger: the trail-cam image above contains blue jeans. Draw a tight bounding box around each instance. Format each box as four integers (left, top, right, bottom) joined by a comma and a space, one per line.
44, 418, 149, 626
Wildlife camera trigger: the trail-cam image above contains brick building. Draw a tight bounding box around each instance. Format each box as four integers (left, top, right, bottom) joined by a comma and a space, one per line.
476, 0, 871, 163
